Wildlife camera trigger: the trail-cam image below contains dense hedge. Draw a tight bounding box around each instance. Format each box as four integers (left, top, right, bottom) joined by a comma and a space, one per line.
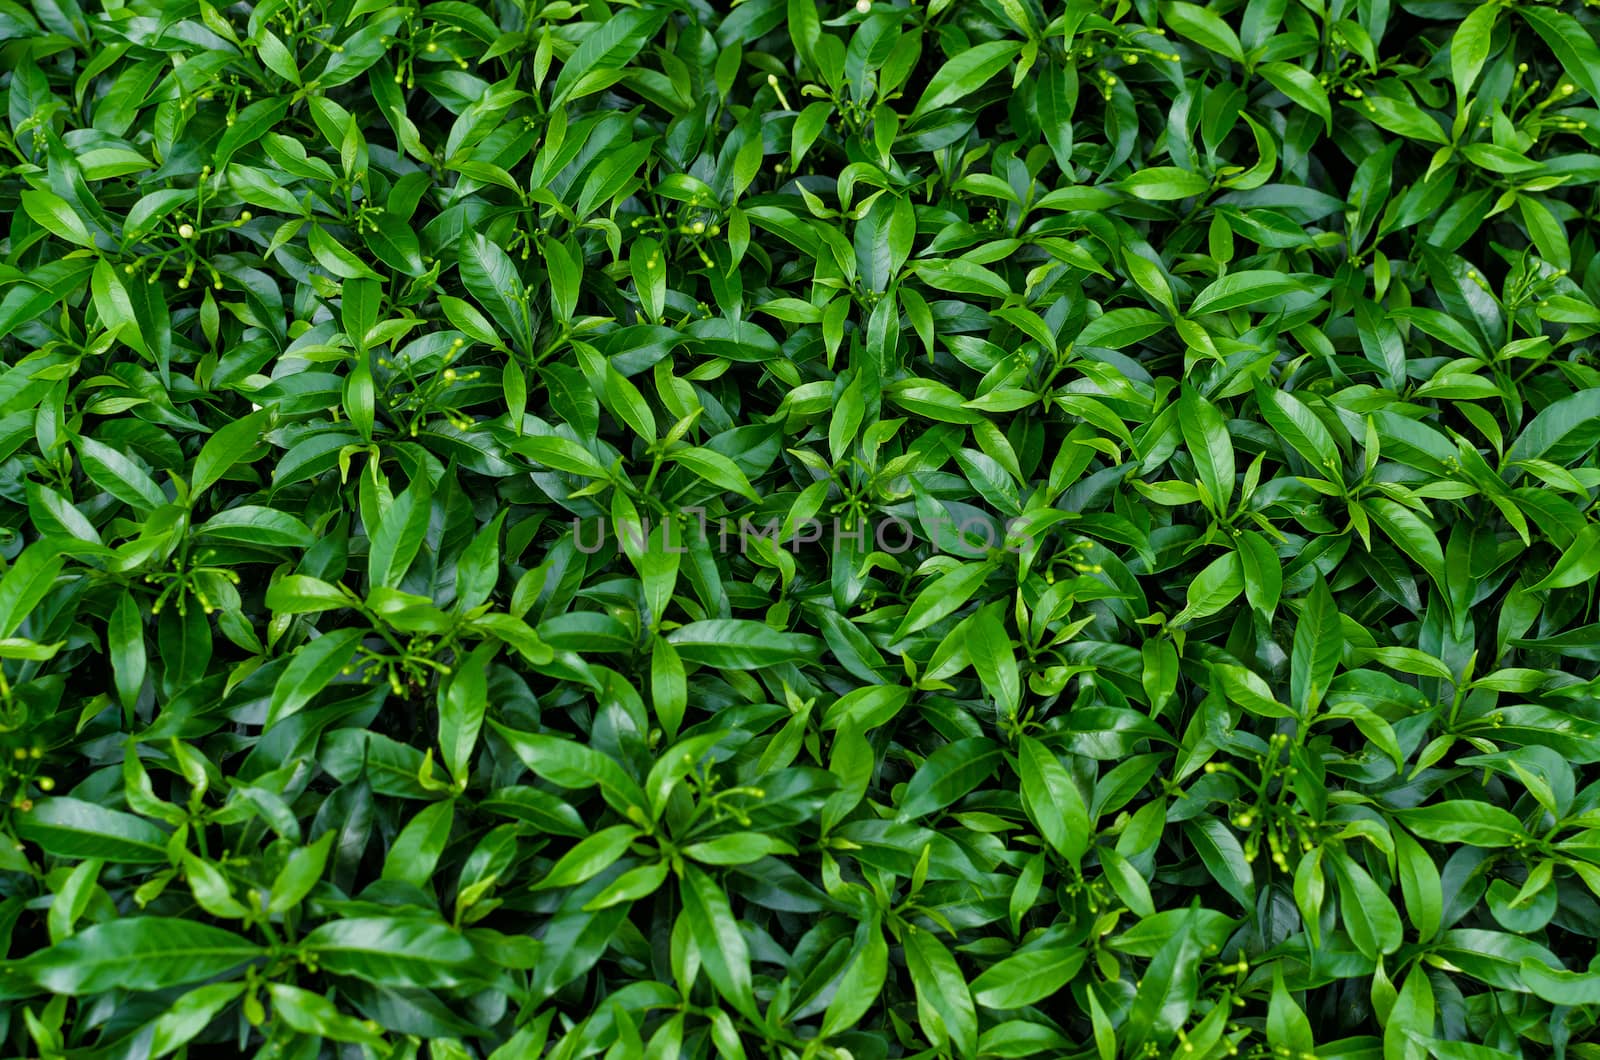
5, 0, 1600, 1056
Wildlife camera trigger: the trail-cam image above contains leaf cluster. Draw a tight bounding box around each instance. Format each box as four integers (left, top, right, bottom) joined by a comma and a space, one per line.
5, 0, 1600, 1056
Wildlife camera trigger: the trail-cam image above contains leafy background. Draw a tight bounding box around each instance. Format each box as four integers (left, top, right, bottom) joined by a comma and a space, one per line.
4, 0, 1600, 1055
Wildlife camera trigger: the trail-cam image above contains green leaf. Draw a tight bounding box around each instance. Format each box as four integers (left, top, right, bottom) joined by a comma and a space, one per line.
1161, 1, 1244, 61
79, 436, 166, 510
968, 604, 1020, 719
21, 189, 94, 247
603, 364, 657, 443
143, 983, 249, 1058
1330, 849, 1403, 958
821, 921, 888, 1037
1384, 965, 1435, 1060
666, 620, 822, 669
490, 723, 646, 813
680, 864, 758, 1020
299, 917, 476, 989
13, 919, 260, 995
971, 947, 1087, 1009
1528, 521, 1600, 590
904, 925, 979, 1058
308, 224, 383, 280
459, 234, 532, 354
1214, 663, 1295, 718
440, 642, 493, 782
1395, 801, 1527, 845
1237, 530, 1282, 615
823, 684, 913, 732
510, 435, 611, 479
895, 562, 993, 639
1291, 574, 1341, 717
681, 832, 794, 866
268, 983, 387, 1046
583, 860, 671, 910
1505, 388, 1600, 467
0, 541, 66, 639
109, 590, 146, 711
1186, 816, 1255, 909
1191, 270, 1326, 315
1018, 736, 1090, 869
368, 471, 434, 589
550, 8, 668, 105
1179, 384, 1234, 515
1173, 552, 1244, 625
1394, 828, 1443, 941
1118, 166, 1212, 201
196, 506, 311, 548
536, 824, 641, 890
913, 259, 1012, 299
897, 737, 1001, 820
267, 628, 364, 727
544, 237, 581, 322
910, 41, 1020, 121
671, 446, 759, 500
1268, 966, 1315, 1055
191, 410, 268, 497
265, 575, 351, 615
1520, 958, 1600, 1005
271, 831, 337, 912
1259, 62, 1332, 132
1520, 7, 1600, 102
1076, 308, 1169, 350
1123, 907, 1202, 1051
1451, 4, 1498, 99
1368, 499, 1449, 599
1360, 93, 1449, 144
15, 797, 169, 863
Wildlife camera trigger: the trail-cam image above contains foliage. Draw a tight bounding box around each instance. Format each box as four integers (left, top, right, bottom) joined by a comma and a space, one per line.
4, 0, 1600, 1055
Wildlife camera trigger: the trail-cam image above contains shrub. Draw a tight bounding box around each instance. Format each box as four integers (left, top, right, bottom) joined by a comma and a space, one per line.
4, 0, 1600, 1056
